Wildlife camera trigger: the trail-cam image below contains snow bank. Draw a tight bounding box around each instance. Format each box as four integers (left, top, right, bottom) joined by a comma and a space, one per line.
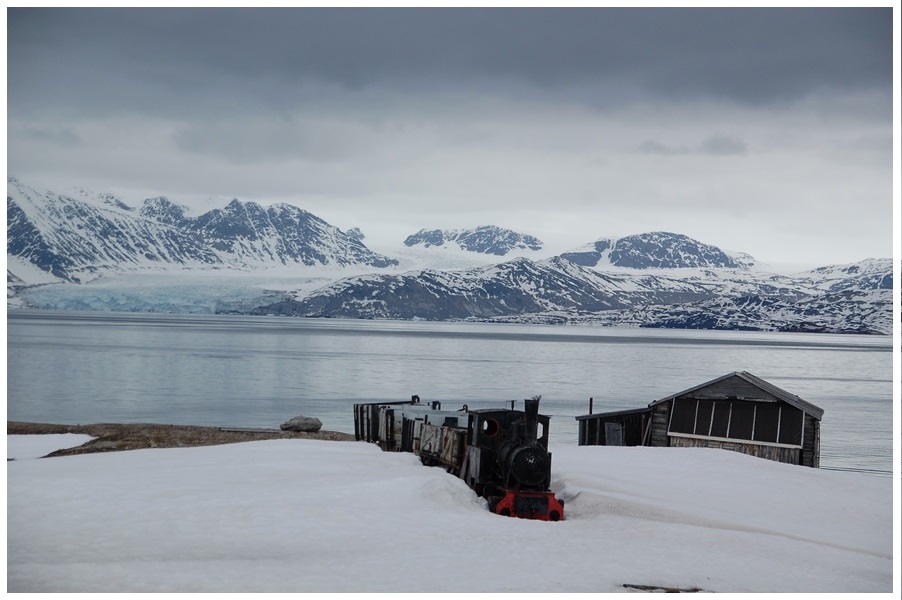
7, 434, 96, 460
6, 439, 894, 593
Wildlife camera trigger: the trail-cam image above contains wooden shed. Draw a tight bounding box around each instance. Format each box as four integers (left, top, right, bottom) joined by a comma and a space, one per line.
576, 371, 824, 467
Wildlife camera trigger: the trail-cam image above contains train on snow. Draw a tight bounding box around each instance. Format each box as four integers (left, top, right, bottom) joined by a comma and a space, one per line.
353, 395, 565, 521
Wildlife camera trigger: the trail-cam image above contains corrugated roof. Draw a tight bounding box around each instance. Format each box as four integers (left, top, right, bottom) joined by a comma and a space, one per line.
649, 371, 824, 420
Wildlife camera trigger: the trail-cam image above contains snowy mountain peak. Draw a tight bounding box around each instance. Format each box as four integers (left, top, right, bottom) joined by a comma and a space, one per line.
403, 225, 543, 256
7, 180, 399, 283
795, 258, 893, 292
139, 196, 188, 226
66, 187, 134, 212
559, 231, 753, 270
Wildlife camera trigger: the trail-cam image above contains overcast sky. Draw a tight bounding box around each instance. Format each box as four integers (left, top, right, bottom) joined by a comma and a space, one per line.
6, 7, 897, 267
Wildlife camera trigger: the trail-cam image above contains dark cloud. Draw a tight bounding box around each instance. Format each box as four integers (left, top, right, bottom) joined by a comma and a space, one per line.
7, 7, 893, 119
6, 7, 893, 267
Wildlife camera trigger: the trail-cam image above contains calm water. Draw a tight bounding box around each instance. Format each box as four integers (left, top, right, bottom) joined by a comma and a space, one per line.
6, 310, 895, 472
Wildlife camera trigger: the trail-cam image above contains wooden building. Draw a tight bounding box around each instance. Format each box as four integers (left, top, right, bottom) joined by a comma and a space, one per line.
576, 371, 824, 467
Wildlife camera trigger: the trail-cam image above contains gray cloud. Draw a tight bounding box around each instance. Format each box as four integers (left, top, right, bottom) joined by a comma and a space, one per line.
19, 125, 81, 147
172, 117, 382, 165
698, 135, 748, 156
5, 7, 894, 267
638, 140, 690, 156
638, 135, 748, 156
7, 8, 893, 119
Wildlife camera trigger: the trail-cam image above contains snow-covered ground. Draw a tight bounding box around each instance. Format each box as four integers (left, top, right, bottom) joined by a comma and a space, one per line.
6, 435, 896, 593
6, 434, 96, 460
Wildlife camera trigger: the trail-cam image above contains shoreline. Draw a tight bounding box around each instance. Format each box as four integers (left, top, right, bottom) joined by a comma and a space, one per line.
7, 421, 357, 457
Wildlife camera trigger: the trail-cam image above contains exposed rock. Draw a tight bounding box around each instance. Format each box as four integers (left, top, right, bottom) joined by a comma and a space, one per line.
6, 421, 354, 456
403, 225, 543, 255
280, 415, 323, 433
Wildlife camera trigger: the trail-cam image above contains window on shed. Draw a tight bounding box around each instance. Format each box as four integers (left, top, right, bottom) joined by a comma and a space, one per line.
668, 399, 696, 435
753, 403, 780, 443
710, 402, 731, 438
694, 400, 714, 436
728, 403, 755, 440
668, 396, 806, 448
778, 406, 804, 446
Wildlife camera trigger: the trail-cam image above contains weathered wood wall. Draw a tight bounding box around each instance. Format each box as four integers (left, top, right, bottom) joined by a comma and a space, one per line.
650, 401, 671, 447
669, 435, 802, 464
802, 414, 820, 468
578, 412, 647, 446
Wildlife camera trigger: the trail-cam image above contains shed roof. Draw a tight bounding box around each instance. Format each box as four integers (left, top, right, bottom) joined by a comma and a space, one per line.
575, 406, 652, 421
649, 371, 824, 420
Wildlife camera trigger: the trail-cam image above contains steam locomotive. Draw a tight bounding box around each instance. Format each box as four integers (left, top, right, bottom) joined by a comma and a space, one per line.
353, 395, 565, 521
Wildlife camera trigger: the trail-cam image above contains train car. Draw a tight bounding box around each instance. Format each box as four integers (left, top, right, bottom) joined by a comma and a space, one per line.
353, 395, 565, 521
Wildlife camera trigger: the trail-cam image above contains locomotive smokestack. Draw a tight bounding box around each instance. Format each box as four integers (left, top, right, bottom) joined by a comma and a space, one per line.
523, 396, 540, 446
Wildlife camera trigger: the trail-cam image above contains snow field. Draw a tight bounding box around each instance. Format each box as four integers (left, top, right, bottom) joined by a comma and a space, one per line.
6, 436, 894, 593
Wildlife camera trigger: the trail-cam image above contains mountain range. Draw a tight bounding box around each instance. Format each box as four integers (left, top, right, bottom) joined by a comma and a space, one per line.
7, 177, 397, 284
7, 178, 893, 334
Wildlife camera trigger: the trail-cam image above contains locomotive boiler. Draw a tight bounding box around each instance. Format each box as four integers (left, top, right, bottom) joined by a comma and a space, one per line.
353, 395, 565, 521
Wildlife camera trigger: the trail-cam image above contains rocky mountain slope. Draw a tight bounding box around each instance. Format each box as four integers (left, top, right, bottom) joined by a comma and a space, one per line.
403, 226, 543, 255
252, 256, 717, 320
251, 251, 892, 334
559, 232, 757, 269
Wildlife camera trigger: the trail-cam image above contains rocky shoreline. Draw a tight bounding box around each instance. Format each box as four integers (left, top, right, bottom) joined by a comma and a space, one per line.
7, 421, 357, 457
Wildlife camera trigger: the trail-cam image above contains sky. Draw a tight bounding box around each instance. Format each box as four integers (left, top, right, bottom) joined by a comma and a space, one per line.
5, 6, 898, 267
6, 434, 895, 592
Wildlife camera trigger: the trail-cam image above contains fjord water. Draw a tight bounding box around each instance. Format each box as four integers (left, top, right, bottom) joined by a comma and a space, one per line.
6, 310, 893, 473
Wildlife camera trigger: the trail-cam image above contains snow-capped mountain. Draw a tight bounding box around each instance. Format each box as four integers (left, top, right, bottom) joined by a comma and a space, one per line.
795, 259, 893, 292
7, 178, 397, 283
7, 179, 891, 335
250, 255, 893, 334
165, 197, 398, 269
564, 288, 892, 335
8, 179, 223, 283
558, 232, 757, 270
252, 256, 719, 320
403, 226, 543, 256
